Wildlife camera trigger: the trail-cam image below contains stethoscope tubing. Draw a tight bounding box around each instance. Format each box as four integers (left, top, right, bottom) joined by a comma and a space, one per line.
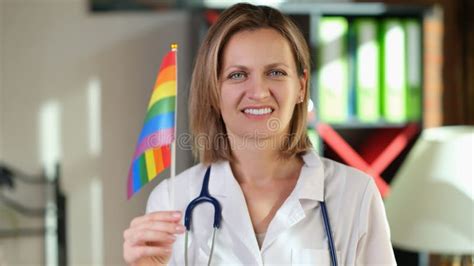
183, 166, 338, 266
184, 167, 221, 266
320, 201, 338, 266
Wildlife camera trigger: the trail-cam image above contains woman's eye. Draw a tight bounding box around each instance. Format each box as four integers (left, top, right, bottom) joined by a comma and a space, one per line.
228, 72, 246, 80
268, 70, 286, 77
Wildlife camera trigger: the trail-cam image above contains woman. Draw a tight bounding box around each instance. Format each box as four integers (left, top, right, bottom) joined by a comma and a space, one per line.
123, 3, 396, 265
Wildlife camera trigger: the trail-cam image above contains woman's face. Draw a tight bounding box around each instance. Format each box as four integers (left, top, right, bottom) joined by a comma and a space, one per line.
219, 28, 306, 142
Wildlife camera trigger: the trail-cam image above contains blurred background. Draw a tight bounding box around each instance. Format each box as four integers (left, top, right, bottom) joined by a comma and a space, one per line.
0, 0, 472, 265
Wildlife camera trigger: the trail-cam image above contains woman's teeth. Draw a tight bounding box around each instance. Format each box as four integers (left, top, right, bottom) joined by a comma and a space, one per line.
243, 108, 273, 115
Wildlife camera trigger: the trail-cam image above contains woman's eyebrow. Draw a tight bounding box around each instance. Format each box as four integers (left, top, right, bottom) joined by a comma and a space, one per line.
223, 65, 249, 72
265, 63, 290, 69
224, 63, 290, 72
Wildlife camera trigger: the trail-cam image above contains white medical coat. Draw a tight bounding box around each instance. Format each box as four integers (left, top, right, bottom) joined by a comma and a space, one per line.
146, 150, 397, 265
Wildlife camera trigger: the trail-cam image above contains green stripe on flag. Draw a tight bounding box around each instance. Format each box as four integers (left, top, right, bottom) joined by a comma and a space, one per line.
145, 96, 176, 122
138, 155, 148, 186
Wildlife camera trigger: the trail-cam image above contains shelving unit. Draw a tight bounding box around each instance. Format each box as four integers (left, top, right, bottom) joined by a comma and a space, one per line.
199, 3, 429, 199
317, 122, 419, 196
283, 4, 430, 264
0, 163, 67, 265
280, 3, 428, 199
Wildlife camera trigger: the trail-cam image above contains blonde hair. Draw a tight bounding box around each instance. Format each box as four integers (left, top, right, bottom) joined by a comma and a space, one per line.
189, 3, 312, 164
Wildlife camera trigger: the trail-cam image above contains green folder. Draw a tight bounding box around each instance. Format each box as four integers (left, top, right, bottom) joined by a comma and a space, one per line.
404, 19, 422, 121
307, 128, 321, 154
354, 18, 380, 122
381, 19, 407, 123
317, 17, 349, 123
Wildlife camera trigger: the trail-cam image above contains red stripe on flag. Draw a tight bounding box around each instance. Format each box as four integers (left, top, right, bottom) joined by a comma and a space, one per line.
162, 144, 171, 168
159, 50, 176, 72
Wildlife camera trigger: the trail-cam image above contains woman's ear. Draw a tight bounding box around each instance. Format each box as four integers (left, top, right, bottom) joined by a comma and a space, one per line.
299, 69, 308, 101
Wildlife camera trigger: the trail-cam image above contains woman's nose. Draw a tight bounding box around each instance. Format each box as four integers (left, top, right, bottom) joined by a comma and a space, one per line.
246, 76, 270, 100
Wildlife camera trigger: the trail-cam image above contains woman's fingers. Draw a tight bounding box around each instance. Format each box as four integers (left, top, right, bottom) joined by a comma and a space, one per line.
124, 229, 177, 246
123, 219, 186, 246
123, 243, 172, 264
131, 220, 186, 235
125, 211, 185, 245
130, 211, 182, 227
124, 211, 183, 265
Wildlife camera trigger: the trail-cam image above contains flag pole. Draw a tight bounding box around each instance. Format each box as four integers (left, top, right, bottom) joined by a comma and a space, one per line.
170, 43, 178, 210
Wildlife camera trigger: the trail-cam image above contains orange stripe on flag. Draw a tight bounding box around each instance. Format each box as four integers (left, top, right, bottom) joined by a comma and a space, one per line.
153, 147, 165, 174
155, 65, 176, 87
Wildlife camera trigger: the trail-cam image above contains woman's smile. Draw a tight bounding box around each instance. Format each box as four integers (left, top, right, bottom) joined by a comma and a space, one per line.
241, 106, 274, 120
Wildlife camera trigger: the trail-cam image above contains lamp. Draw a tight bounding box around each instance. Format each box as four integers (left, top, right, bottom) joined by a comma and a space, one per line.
384, 126, 474, 265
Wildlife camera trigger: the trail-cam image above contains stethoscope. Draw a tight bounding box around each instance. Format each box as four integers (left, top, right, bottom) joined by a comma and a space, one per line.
184, 167, 338, 266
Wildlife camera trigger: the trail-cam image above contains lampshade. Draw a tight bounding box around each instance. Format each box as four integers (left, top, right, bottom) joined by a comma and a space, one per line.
385, 126, 474, 254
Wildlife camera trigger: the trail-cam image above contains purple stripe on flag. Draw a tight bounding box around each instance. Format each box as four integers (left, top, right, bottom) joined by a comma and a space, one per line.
127, 167, 133, 199
133, 127, 175, 160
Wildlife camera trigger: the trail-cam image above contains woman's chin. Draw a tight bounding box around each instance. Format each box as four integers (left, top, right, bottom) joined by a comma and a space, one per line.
230, 129, 286, 143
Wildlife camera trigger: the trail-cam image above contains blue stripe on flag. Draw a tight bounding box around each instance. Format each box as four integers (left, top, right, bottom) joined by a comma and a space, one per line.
132, 159, 141, 194
138, 112, 175, 144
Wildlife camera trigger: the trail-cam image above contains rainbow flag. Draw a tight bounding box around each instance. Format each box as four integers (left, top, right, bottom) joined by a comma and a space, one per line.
127, 45, 177, 198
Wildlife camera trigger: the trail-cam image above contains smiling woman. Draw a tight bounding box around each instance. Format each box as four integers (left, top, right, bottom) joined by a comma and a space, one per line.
189, 4, 312, 164
123, 3, 397, 266
220, 28, 304, 139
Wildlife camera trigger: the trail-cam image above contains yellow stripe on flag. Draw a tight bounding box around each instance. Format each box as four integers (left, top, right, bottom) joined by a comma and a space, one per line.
148, 81, 176, 110
145, 149, 157, 181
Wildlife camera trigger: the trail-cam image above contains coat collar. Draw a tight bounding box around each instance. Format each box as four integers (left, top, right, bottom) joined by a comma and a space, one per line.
207, 159, 230, 198
298, 150, 325, 202
203, 150, 326, 258
208, 149, 325, 201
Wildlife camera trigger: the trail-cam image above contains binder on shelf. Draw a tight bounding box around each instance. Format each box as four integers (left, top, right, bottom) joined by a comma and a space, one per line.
381, 19, 407, 123
347, 19, 357, 120
317, 17, 349, 123
354, 18, 381, 123
405, 19, 422, 121
307, 128, 321, 153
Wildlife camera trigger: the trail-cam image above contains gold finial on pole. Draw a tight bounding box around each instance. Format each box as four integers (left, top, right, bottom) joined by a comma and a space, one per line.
171, 43, 178, 51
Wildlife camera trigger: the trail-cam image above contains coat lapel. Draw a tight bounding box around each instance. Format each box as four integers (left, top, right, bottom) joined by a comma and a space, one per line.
209, 160, 262, 262
261, 151, 326, 252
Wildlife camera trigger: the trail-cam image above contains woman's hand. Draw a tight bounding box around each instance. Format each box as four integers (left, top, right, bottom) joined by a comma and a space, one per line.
123, 211, 185, 265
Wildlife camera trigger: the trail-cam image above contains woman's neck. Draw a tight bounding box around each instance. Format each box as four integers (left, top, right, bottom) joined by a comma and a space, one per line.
227, 134, 303, 186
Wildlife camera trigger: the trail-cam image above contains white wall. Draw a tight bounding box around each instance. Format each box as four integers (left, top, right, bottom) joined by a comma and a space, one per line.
0, 2, 8, 265
0, 0, 194, 264
0, 0, 4, 162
